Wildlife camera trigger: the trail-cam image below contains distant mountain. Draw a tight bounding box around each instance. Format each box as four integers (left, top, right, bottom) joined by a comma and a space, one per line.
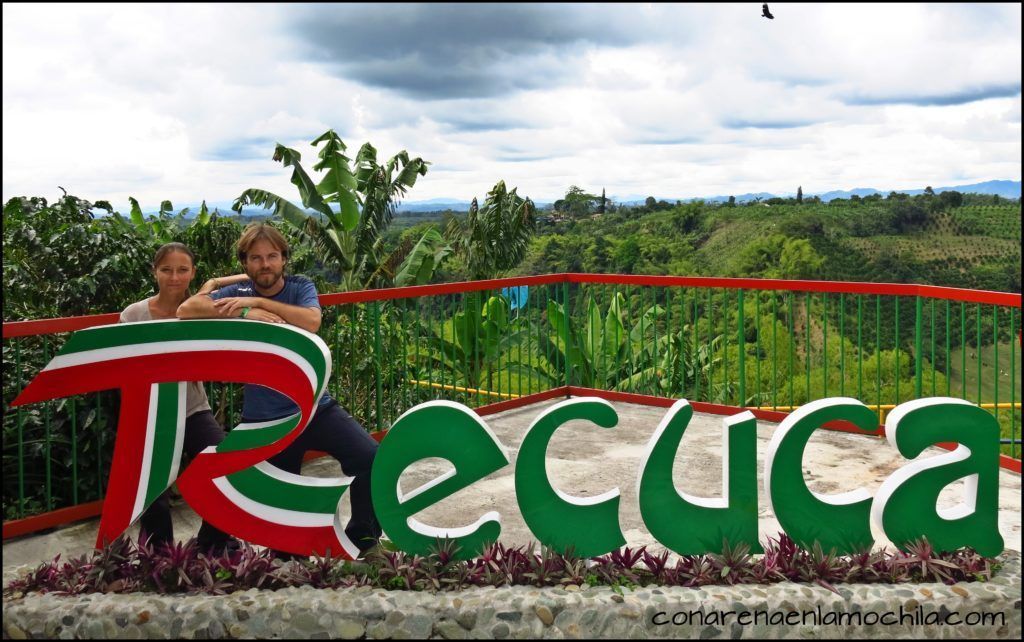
109, 180, 1019, 219
395, 199, 473, 213
691, 180, 1020, 204
693, 192, 777, 204
900, 180, 1020, 198
810, 180, 1021, 202
395, 198, 555, 213
812, 187, 889, 202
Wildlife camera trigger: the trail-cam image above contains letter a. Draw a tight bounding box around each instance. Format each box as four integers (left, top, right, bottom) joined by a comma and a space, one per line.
871, 398, 1003, 556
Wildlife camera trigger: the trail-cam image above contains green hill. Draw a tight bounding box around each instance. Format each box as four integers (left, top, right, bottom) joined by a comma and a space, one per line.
515, 198, 1021, 293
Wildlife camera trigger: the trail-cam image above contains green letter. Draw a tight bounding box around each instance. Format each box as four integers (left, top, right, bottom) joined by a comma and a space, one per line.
514, 398, 625, 557
872, 398, 1003, 556
371, 400, 509, 559
765, 397, 878, 553
638, 400, 762, 554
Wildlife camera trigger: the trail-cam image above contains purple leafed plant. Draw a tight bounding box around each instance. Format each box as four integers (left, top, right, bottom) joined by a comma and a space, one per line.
3, 533, 1001, 597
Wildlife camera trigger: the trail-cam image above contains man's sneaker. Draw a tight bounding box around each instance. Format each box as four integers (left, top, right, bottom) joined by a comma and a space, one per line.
357, 542, 385, 560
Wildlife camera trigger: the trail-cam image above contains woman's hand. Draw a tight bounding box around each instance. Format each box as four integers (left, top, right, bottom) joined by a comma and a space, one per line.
197, 278, 221, 295
196, 273, 249, 295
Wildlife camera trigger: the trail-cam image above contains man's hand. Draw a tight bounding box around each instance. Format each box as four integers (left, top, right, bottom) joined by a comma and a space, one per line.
245, 308, 285, 324
213, 297, 263, 318
183, 291, 320, 333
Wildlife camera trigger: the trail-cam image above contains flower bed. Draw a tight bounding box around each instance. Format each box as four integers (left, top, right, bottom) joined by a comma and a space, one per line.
2, 534, 1002, 596
4, 536, 1020, 639
3, 551, 1019, 640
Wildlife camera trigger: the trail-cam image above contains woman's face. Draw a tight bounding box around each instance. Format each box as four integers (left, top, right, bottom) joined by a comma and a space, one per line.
153, 251, 196, 296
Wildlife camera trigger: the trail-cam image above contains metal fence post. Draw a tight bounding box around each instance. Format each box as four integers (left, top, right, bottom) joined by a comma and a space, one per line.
372, 300, 384, 431
738, 289, 746, 406
914, 295, 923, 399
562, 279, 571, 392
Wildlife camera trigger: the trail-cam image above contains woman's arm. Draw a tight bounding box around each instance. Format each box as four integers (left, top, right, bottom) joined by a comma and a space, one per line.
196, 273, 248, 296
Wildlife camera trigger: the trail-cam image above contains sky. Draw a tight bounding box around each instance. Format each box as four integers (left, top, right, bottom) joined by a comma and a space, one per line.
2, 3, 1021, 209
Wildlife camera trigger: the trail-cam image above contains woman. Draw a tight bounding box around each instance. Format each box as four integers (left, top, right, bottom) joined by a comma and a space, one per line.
119, 242, 248, 553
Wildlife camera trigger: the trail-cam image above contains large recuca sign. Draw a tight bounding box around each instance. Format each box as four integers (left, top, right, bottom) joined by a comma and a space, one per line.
12, 320, 1004, 560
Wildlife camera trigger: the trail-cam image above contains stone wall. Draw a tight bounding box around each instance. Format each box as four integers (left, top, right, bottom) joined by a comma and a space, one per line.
4, 552, 1019, 639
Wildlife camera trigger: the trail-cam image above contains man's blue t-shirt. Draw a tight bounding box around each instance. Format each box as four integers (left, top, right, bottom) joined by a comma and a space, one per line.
210, 275, 333, 421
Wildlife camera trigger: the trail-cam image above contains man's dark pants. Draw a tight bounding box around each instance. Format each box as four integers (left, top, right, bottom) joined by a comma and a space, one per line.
261, 401, 383, 552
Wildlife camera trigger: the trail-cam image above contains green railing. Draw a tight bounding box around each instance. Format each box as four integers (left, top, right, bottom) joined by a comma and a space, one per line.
3, 274, 1020, 532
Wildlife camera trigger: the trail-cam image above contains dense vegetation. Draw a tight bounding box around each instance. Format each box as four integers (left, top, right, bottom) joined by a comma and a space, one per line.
509, 191, 1021, 293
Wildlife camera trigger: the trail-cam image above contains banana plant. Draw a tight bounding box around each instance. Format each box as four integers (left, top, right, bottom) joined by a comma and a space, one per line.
537, 291, 722, 397
417, 292, 537, 393
115, 198, 215, 243
540, 291, 654, 389
233, 130, 440, 292
392, 228, 453, 287
443, 180, 535, 280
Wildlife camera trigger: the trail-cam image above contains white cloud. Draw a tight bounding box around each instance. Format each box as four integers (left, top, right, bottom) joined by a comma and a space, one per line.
2, 3, 1020, 207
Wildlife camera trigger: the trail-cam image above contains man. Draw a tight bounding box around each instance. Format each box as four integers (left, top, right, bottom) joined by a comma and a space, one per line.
177, 222, 382, 556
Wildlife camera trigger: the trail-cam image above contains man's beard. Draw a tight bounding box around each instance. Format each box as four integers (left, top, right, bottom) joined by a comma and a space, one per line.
250, 268, 283, 289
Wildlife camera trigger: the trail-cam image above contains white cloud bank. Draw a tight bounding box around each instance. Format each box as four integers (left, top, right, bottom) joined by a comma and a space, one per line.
3, 3, 1020, 209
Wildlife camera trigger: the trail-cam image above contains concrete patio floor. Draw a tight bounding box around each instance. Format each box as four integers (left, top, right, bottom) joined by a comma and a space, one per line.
4, 397, 1020, 579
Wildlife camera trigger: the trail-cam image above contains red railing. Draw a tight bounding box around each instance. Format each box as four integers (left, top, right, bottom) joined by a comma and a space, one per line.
6, 275, 1019, 338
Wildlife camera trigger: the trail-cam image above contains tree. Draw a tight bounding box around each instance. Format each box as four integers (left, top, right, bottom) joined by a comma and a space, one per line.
734, 235, 823, 279
555, 185, 600, 217
728, 195, 736, 207
892, 199, 928, 232
538, 292, 719, 398
3, 192, 153, 320
777, 238, 824, 278
613, 236, 642, 273
443, 180, 535, 281
598, 188, 607, 215
938, 190, 963, 210
233, 129, 439, 291
420, 293, 521, 392
796, 186, 803, 204
584, 235, 613, 272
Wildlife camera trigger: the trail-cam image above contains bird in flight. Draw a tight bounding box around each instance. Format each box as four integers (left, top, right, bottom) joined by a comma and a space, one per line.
762, 3, 774, 19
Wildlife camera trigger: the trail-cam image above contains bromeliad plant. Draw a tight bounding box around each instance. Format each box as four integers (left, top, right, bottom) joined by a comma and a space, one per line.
5, 533, 1000, 597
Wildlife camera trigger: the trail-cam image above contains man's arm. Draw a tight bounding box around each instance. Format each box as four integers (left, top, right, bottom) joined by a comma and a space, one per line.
213, 297, 321, 333
177, 293, 286, 325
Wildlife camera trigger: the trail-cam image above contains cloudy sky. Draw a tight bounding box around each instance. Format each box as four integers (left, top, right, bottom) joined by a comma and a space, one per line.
3, 3, 1020, 209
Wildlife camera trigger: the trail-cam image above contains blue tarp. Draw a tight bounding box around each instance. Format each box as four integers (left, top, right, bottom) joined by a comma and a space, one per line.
501, 286, 529, 311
